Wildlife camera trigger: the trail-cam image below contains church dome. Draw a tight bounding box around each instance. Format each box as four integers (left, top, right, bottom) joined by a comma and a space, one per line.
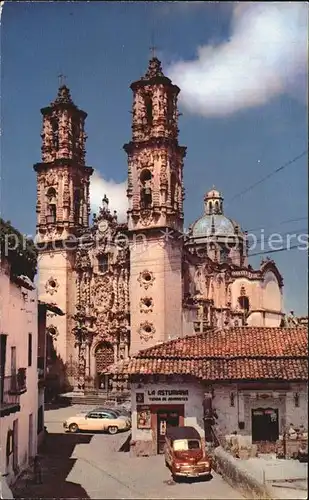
190, 187, 242, 238
192, 214, 238, 237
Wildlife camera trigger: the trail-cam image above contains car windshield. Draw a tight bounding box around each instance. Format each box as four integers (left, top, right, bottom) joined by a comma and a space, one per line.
173, 439, 201, 451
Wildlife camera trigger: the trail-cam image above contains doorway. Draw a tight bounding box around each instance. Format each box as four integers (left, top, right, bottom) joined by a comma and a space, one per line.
252, 408, 279, 442
13, 419, 18, 472
95, 341, 114, 390
28, 413, 33, 460
157, 409, 180, 454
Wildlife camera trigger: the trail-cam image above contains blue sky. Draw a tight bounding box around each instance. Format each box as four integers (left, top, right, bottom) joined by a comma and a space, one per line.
1, 2, 308, 314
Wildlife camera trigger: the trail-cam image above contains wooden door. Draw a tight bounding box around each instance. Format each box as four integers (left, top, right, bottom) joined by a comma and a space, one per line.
252, 408, 279, 442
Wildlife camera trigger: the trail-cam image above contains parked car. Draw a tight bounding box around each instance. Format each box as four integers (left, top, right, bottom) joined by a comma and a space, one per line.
94, 407, 131, 421
164, 426, 212, 480
63, 409, 131, 434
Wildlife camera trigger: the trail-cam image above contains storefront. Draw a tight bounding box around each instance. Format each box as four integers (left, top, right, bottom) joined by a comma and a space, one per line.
131, 380, 205, 456
106, 326, 308, 457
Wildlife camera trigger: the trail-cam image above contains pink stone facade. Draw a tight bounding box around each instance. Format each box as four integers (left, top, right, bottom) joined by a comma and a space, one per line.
34, 58, 283, 392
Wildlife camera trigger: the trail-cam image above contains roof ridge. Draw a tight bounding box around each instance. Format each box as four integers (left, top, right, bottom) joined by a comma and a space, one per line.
137, 354, 308, 360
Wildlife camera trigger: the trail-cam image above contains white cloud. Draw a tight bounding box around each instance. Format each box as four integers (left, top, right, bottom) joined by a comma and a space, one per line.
166, 2, 308, 117
90, 170, 127, 223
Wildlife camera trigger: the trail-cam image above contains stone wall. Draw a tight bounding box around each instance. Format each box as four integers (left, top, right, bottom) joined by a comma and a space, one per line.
212, 447, 274, 499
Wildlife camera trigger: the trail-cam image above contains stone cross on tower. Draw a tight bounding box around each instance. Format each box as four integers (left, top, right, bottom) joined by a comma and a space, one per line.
149, 45, 157, 58
58, 73, 67, 87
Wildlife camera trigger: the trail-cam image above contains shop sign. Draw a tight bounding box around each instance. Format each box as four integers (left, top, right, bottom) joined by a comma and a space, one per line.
136, 389, 189, 404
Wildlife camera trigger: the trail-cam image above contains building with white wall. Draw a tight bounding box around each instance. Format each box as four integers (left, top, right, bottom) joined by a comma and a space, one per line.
0, 219, 63, 485
108, 326, 308, 456
0, 225, 38, 484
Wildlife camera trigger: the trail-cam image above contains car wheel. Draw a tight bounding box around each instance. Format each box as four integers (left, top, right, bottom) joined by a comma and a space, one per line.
69, 423, 79, 433
108, 426, 118, 435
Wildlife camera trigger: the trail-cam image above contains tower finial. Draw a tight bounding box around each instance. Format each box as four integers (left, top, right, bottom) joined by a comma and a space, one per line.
150, 45, 157, 59
150, 26, 157, 59
58, 73, 67, 87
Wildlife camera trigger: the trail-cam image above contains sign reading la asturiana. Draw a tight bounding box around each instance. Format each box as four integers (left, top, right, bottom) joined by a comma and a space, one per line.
147, 389, 189, 402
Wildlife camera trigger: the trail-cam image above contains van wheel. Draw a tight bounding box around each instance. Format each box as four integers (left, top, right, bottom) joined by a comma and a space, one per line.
69, 423, 78, 433
108, 426, 118, 435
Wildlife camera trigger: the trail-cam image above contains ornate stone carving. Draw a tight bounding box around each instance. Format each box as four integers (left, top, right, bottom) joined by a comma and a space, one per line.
139, 150, 153, 170
138, 270, 155, 290
94, 276, 114, 311
140, 209, 153, 226
140, 296, 154, 313
45, 171, 58, 187
160, 168, 168, 189
138, 321, 155, 342
76, 249, 91, 271
45, 276, 59, 295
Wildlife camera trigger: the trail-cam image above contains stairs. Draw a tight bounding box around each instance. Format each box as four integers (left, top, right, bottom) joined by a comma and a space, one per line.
58, 391, 131, 407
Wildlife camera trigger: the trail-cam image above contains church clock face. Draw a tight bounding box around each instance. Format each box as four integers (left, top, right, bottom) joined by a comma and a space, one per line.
98, 220, 108, 233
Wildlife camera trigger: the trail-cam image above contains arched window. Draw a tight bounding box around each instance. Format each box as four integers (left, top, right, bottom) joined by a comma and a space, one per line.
171, 173, 177, 208
238, 286, 249, 312
140, 169, 152, 208
74, 190, 81, 225
215, 201, 219, 213
144, 94, 153, 125
51, 120, 59, 150
46, 187, 57, 223
98, 254, 108, 273
209, 201, 213, 214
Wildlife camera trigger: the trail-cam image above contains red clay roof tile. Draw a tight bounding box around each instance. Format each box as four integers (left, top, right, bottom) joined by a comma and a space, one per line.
106, 327, 308, 381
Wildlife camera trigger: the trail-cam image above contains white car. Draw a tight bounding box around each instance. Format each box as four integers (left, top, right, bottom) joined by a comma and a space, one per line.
63, 409, 131, 435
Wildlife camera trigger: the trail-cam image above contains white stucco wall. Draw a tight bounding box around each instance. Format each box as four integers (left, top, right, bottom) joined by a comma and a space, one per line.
0, 267, 39, 484
261, 271, 282, 312
131, 381, 205, 443
182, 307, 198, 337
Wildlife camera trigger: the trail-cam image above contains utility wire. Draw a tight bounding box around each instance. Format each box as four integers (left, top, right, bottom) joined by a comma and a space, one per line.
246, 217, 308, 233
228, 150, 308, 204
249, 244, 304, 257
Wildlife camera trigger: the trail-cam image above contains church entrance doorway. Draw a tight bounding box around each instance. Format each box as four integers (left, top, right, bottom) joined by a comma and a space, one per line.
252, 408, 279, 442
94, 341, 114, 390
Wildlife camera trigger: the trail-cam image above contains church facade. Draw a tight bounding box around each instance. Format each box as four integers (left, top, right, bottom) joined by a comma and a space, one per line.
34, 57, 283, 392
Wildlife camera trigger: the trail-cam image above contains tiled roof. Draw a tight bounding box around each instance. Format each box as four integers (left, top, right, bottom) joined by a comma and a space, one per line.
106, 327, 308, 381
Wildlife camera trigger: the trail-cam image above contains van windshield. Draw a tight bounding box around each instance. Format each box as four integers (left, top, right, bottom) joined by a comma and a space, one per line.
173, 439, 201, 451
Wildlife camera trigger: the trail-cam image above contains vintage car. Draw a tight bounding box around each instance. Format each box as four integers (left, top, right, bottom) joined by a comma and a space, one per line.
63, 409, 131, 434
164, 426, 211, 480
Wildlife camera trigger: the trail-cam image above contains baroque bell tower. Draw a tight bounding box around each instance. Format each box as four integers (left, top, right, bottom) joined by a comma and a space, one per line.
124, 56, 186, 353
34, 83, 93, 243
33, 83, 93, 383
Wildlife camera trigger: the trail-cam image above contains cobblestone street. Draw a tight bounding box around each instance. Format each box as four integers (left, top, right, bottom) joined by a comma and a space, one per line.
12, 405, 244, 499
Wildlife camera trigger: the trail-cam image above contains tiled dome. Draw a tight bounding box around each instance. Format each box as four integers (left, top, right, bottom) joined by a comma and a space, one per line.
192, 214, 237, 237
